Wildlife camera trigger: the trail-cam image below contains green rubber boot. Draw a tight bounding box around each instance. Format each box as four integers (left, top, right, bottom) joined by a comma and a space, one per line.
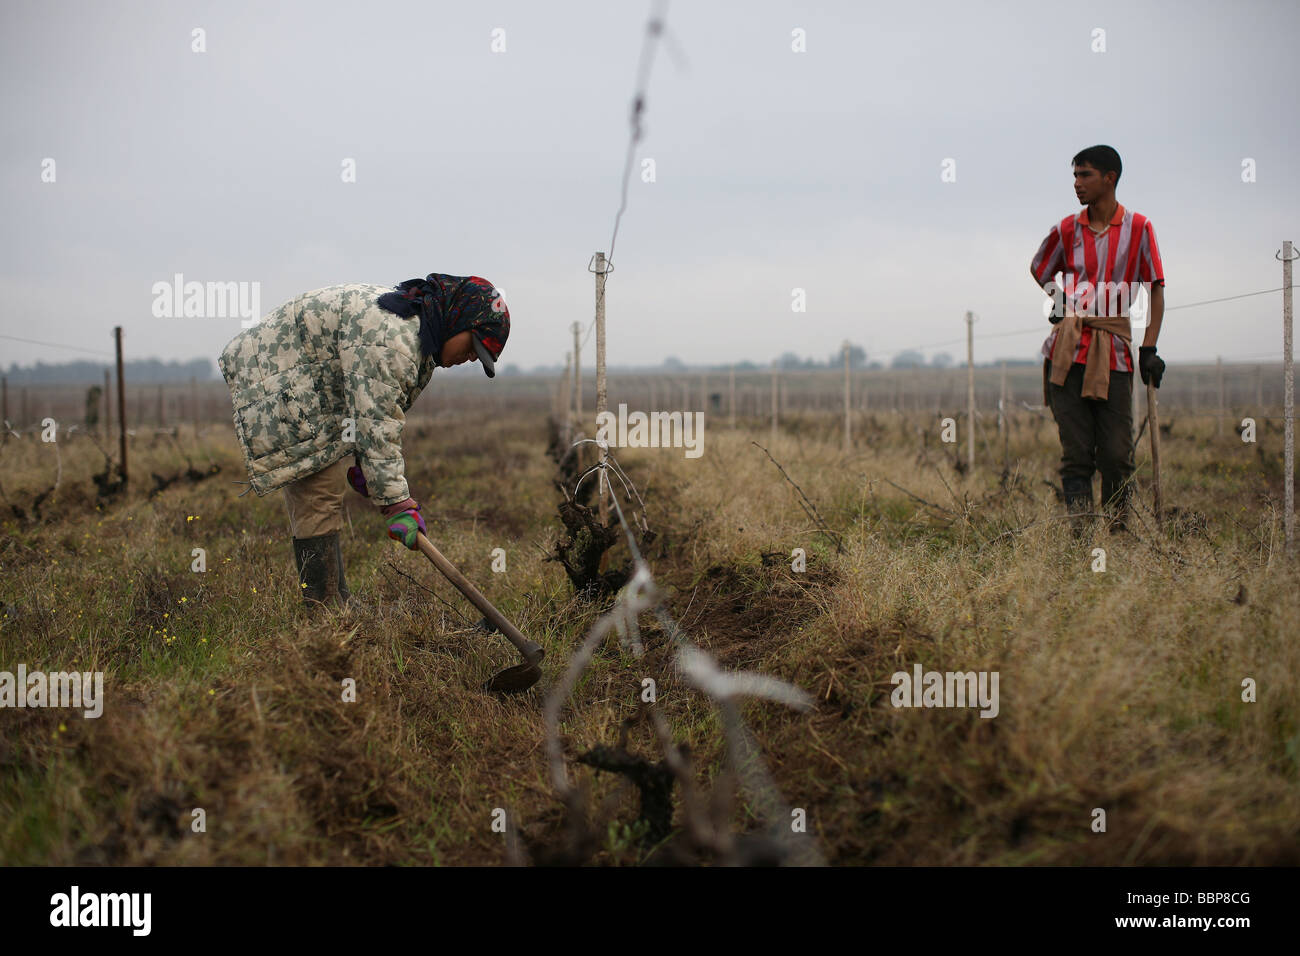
292, 533, 343, 607
334, 534, 352, 604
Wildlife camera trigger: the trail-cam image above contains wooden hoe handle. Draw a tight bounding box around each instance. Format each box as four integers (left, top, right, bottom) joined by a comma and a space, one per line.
414, 532, 544, 665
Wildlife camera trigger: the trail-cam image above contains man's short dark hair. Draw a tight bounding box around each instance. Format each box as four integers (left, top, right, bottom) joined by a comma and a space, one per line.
1072, 145, 1122, 185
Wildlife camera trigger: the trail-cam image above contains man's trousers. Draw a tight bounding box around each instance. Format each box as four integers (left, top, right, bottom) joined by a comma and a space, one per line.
1046, 360, 1135, 511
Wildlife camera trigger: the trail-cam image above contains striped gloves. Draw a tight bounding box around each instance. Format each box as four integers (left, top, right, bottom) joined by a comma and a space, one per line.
381, 498, 425, 549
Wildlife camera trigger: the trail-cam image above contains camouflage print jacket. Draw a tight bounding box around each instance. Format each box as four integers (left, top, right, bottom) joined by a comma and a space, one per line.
218, 284, 436, 507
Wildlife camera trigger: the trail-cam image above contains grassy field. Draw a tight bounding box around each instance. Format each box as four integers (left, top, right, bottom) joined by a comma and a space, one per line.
1, 400, 1298, 865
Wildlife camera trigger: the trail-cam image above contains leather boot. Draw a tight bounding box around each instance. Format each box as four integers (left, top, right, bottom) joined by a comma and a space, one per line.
293, 533, 342, 607
1062, 476, 1093, 539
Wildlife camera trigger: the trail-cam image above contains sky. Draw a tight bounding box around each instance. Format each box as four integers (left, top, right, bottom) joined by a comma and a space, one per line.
1, 0, 1297, 377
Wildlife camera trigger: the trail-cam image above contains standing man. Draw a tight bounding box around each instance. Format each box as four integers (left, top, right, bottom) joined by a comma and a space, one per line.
1031, 145, 1166, 534
219, 275, 509, 606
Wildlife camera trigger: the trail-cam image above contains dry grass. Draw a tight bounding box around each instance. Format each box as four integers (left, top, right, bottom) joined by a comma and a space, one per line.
0, 402, 1297, 865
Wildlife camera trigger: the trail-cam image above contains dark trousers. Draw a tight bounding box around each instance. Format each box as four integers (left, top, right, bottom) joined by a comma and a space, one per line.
1046, 360, 1134, 509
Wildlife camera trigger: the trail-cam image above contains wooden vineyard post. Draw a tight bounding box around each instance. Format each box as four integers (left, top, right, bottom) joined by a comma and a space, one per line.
572, 321, 582, 433
770, 363, 779, 446
1282, 239, 1295, 558
842, 341, 851, 453
115, 326, 128, 484
965, 311, 975, 474
729, 364, 736, 428
593, 251, 609, 525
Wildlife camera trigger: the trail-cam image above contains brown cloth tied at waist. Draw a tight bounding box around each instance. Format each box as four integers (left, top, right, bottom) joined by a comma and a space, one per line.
1048, 313, 1133, 402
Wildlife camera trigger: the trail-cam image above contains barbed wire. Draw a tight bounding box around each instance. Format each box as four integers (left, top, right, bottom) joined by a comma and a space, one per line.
1165, 285, 1286, 311
0, 333, 115, 358
573, 0, 673, 355
572, 275, 1291, 367
861, 282, 1292, 364
606, 0, 671, 272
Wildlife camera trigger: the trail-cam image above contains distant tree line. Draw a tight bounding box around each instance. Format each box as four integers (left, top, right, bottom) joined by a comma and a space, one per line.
653, 350, 1040, 373
3, 357, 216, 385
523, 353, 1043, 374
6, 352, 1041, 384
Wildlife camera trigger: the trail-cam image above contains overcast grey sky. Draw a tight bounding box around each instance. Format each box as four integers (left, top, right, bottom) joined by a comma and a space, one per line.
2, 0, 1297, 376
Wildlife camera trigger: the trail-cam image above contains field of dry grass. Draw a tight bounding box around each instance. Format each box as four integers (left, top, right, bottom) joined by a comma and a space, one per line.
1, 398, 1297, 865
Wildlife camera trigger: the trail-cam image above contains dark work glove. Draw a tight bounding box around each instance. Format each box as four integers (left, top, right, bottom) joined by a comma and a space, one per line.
347, 460, 370, 497
1138, 346, 1165, 388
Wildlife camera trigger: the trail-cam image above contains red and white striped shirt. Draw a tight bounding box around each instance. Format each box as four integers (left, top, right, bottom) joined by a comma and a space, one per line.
1032, 204, 1165, 372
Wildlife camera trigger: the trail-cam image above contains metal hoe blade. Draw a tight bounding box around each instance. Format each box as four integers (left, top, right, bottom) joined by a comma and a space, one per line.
485, 661, 543, 694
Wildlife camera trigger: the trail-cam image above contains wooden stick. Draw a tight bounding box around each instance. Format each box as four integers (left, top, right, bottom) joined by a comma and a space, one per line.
1147, 380, 1162, 523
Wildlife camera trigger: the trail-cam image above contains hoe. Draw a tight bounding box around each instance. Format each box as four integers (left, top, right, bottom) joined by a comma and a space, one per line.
414, 531, 544, 694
